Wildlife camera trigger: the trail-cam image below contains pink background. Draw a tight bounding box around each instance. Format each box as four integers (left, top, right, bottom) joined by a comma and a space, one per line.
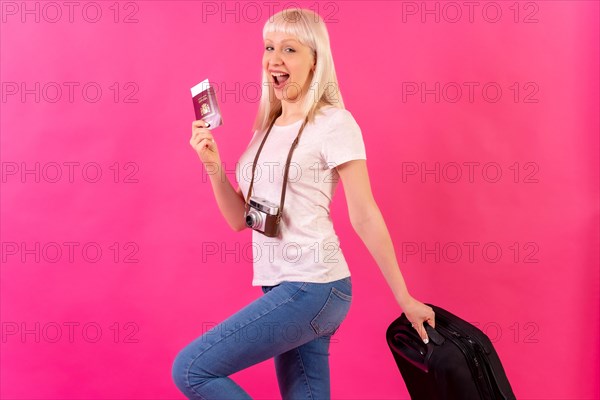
1, 1, 598, 399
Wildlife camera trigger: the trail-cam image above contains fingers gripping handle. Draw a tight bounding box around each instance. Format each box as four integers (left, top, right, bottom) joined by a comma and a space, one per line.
424, 323, 445, 346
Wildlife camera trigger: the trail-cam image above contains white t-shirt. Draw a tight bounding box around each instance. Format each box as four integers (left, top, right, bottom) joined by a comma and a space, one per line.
235, 106, 367, 286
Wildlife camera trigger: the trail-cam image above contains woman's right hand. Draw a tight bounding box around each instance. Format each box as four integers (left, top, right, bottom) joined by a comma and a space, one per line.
190, 120, 221, 166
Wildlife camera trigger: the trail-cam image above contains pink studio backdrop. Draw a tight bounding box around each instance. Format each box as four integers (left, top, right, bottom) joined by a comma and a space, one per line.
1, 1, 598, 399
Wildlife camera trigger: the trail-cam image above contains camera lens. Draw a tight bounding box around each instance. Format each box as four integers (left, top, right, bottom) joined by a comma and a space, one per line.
246, 210, 262, 228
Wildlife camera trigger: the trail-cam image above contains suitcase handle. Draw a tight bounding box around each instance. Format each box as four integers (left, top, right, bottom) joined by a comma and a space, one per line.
388, 321, 446, 373
424, 323, 445, 345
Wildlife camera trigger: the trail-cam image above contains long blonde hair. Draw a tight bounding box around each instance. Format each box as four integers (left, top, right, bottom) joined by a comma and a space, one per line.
252, 8, 345, 133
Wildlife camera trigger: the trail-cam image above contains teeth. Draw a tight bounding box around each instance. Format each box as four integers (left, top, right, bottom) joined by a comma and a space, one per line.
271, 72, 288, 76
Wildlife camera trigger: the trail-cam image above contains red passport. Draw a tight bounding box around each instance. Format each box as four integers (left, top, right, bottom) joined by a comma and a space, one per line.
191, 79, 223, 129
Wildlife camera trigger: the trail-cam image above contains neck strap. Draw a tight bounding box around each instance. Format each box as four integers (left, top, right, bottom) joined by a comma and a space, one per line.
245, 113, 310, 225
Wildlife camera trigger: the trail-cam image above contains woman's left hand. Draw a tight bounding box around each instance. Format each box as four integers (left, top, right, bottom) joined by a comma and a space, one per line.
401, 296, 435, 343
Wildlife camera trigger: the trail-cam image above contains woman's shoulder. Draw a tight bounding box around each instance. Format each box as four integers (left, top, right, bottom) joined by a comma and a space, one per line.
315, 105, 356, 126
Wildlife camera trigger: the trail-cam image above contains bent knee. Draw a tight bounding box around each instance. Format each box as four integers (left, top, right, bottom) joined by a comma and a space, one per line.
172, 346, 216, 391
171, 350, 191, 391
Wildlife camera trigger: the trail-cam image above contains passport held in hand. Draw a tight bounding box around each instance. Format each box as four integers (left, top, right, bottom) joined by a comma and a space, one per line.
191, 79, 223, 130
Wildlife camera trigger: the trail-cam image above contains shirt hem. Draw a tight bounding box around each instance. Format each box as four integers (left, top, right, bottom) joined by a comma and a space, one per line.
252, 272, 351, 287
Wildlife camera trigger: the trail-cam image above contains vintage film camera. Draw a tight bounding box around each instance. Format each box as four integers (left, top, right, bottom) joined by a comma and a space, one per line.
244, 196, 281, 238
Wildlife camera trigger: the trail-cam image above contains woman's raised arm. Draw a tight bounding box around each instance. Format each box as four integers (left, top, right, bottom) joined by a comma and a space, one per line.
190, 119, 247, 232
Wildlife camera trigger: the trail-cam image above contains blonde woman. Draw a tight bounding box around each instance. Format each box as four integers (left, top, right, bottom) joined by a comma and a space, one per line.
174, 8, 435, 399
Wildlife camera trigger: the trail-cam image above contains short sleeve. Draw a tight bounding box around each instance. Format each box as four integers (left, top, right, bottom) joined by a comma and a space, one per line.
320, 109, 367, 169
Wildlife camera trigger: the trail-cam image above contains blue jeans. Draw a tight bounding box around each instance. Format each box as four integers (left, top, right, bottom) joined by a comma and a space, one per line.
172, 276, 352, 399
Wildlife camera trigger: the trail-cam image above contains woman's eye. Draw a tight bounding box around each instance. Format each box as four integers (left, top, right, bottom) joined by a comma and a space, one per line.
264, 46, 295, 52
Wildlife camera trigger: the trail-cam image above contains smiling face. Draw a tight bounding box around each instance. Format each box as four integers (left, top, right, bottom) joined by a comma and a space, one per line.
263, 31, 316, 104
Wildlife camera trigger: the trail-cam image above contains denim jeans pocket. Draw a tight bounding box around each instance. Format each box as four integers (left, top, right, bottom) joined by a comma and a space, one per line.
310, 287, 352, 336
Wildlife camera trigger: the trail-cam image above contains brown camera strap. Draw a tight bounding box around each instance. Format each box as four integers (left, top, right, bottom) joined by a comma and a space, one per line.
245, 113, 310, 225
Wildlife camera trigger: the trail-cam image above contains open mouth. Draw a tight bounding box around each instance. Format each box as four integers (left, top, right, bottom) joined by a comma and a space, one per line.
272, 73, 290, 88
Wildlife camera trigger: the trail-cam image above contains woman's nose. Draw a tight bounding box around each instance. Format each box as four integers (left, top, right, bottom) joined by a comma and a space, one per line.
266, 51, 283, 65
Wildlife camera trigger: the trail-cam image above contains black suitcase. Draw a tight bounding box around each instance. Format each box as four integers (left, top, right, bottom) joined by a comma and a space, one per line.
386, 303, 516, 400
